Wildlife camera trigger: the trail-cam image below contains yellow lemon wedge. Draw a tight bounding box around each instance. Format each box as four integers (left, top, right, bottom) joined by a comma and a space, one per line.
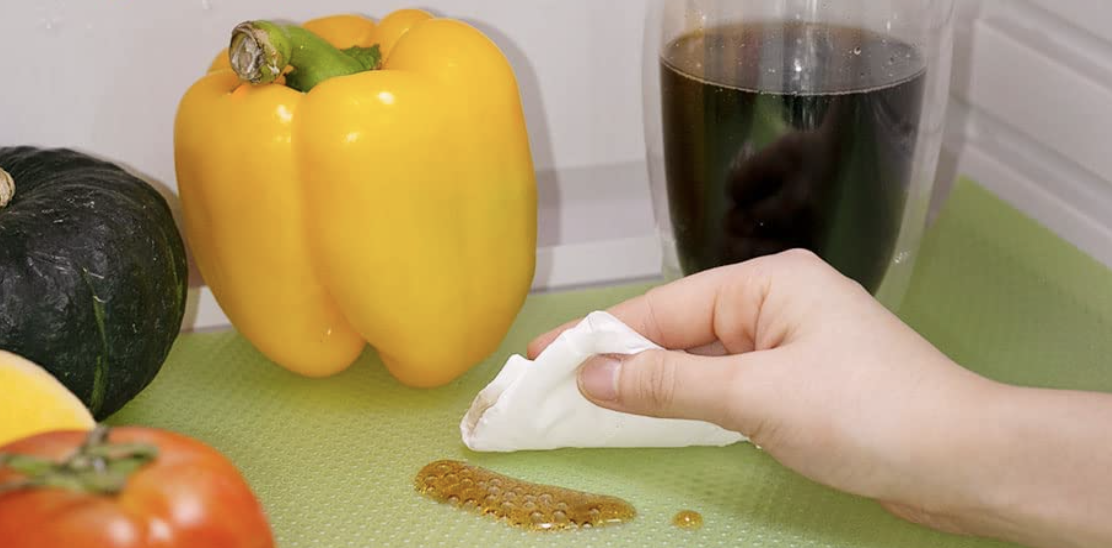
0, 350, 95, 447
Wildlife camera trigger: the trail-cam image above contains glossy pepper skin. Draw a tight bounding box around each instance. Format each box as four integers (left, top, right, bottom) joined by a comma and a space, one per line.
174, 11, 537, 387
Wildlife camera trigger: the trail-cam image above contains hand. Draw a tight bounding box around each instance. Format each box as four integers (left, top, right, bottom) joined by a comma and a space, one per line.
531, 249, 1112, 547
529, 250, 1000, 536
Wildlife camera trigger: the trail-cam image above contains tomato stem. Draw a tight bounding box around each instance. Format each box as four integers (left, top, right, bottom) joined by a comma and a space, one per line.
0, 426, 158, 496
229, 21, 382, 93
0, 167, 13, 209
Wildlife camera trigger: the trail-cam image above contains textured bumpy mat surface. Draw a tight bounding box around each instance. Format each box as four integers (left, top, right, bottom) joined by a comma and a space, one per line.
110, 179, 1112, 547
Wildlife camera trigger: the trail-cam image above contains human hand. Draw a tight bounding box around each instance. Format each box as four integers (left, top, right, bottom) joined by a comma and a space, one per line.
528, 250, 999, 535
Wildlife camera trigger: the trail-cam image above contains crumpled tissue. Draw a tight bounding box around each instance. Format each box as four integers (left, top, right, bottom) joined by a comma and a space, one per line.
461, 312, 746, 452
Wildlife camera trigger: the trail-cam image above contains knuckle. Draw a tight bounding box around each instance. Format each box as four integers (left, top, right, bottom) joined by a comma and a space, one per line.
769, 248, 852, 288
736, 248, 819, 282
778, 247, 821, 265
639, 288, 668, 343
631, 351, 679, 412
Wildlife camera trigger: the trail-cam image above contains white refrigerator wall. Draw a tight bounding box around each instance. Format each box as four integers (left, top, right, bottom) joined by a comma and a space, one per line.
0, 0, 649, 176
944, 0, 1112, 266
1, 0, 1111, 330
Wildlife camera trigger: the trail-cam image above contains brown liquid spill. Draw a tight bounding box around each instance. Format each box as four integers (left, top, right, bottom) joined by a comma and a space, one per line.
415, 460, 636, 531
672, 510, 704, 530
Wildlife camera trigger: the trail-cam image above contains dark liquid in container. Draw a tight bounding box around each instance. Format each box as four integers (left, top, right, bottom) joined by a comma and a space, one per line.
660, 22, 926, 292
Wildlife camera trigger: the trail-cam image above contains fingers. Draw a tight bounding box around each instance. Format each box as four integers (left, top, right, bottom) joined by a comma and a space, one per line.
527, 265, 748, 359
528, 249, 837, 359
605, 266, 739, 350
577, 349, 771, 431
526, 318, 578, 359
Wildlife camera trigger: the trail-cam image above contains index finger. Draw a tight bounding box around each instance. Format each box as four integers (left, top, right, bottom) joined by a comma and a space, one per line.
527, 261, 768, 358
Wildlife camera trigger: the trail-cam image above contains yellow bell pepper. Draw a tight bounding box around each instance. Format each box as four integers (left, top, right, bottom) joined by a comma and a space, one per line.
174, 10, 537, 387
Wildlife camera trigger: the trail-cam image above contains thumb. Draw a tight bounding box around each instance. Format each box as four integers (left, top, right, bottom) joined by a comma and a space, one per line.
577, 349, 754, 425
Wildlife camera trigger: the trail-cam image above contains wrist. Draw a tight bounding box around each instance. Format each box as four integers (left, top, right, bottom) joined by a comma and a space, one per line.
894, 377, 1018, 536
932, 382, 1032, 540
939, 384, 1109, 548
868, 368, 1013, 536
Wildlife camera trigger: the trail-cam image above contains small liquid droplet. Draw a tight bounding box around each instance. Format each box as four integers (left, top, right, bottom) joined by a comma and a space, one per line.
673, 510, 704, 530
853, 46, 863, 55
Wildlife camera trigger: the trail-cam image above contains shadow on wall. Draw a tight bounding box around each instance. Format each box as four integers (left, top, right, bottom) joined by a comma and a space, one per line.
462, 16, 561, 288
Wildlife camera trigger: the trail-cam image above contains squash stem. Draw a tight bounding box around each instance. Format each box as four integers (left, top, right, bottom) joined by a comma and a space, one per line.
0, 168, 12, 209
230, 21, 381, 93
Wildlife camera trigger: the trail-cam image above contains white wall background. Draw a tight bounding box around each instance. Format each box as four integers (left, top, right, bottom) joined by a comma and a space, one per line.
2, 0, 1111, 329
943, 0, 1112, 267
0, 0, 648, 176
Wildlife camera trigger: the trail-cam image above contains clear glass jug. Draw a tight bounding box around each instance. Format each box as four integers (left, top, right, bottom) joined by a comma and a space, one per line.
643, 0, 955, 308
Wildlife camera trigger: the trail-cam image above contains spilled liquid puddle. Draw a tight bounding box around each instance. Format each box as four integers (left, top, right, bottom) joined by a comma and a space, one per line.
672, 510, 704, 530
415, 460, 635, 531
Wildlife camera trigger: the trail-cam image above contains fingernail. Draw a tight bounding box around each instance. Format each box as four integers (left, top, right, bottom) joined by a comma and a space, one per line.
579, 355, 621, 402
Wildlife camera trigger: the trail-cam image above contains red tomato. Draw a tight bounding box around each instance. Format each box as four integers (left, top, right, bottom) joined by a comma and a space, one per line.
0, 427, 274, 547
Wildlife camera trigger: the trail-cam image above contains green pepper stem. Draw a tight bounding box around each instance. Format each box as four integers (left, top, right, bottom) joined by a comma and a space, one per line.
0, 426, 158, 496
0, 168, 12, 209
229, 21, 381, 93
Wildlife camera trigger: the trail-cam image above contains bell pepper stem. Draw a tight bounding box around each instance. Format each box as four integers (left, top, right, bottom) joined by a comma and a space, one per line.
0, 167, 13, 209
230, 21, 381, 93
0, 426, 159, 496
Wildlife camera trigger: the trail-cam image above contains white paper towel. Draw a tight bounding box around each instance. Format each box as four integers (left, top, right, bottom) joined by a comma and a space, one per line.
460, 312, 747, 452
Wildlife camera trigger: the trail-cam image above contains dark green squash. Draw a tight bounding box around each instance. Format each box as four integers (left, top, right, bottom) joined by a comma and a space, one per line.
0, 147, 188, 419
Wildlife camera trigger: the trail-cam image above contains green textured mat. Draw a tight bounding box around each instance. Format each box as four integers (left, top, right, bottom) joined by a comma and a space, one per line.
109, 179, 1112, 547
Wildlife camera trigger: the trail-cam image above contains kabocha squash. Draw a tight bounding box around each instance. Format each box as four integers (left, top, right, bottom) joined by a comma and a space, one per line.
0, 147, 188, 420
